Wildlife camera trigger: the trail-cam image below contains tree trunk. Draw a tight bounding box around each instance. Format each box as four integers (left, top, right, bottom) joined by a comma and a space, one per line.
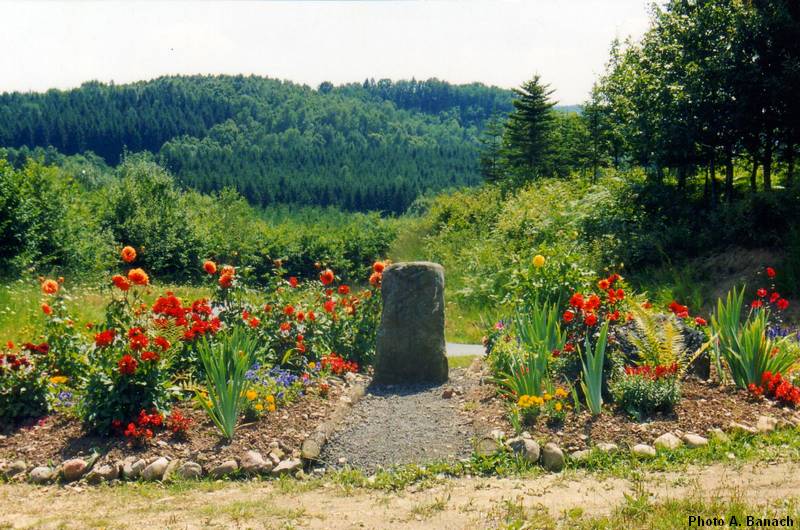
677, 165, 687, 190
764, 131, 773, 191
703, 164, 710, 202
750, 157, 758, 192
724, 146, 734, 202
710, 155, 718, 207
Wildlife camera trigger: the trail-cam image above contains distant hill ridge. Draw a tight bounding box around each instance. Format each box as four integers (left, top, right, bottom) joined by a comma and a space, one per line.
0, 75, 579, 212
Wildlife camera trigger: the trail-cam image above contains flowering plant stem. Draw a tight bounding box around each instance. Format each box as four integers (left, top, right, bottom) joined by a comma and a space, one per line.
580, 320, 608, 415
196, 326, 258, 440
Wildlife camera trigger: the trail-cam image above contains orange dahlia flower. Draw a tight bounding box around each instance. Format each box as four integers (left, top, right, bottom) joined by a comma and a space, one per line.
121, 246, 137, 263
203, 260, 217, 275
41, 279, 59, 295
127, 268, 149, 286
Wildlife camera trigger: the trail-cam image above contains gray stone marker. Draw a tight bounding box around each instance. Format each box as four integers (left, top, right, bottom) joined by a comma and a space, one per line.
373, 261, 448, 384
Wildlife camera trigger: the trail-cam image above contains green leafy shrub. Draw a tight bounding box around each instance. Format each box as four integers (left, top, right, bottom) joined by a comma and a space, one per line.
612, 365, 681, 420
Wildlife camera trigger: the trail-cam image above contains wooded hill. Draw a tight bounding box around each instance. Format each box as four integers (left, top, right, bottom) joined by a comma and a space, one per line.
0, 76, 518, 212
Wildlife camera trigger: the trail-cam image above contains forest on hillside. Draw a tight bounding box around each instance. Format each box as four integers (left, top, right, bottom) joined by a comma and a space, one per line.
0, 77, 516, 212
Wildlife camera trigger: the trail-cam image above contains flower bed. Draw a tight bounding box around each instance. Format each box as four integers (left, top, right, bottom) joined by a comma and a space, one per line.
475, 259, 800, 457
0, 246, 385, 483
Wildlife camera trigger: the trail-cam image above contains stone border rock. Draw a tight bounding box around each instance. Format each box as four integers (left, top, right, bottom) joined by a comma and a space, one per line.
485, 413, 798, 474
300, 379, 368, 462
4, 412, 798, 485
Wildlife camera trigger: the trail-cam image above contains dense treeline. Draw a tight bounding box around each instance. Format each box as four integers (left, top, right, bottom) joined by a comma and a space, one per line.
586, 0, 800, 197
0, 153, 396, 281
0, 76, 517, 212
484, 0, 799, 199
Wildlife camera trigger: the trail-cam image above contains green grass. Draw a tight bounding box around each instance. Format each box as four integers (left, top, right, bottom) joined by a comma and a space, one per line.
448, 355, 478, 369
499, 488, 800, 529
0, 279, 210, 344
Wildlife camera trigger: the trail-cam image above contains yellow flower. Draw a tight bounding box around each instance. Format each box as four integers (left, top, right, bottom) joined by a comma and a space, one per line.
254, 403, 264, 411
245, 390, 257, 401
554, 402, 563, 412
308, 361, 316, 370
532, 254, 546, 268
543, 392, 552, 401
49, 376, 68, 385
266, 395, 275, 403
555, 388, 568, 398
268, 404, 276, 412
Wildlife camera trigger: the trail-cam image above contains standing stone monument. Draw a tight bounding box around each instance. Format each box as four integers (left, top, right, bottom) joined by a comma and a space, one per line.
373, 261, 448, 384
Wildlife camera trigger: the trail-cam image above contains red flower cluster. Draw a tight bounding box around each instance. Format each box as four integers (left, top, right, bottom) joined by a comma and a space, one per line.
624, 363, 678, 380
749, 371, 800, 407
128, 327, 149, 351
565, 274, 625, 327
751, 268, 789, 311
0, 352, 31, 372
22, 342, 50, 355
321, 353, 359, 375
118, 354, 138, 376
668, 301, 690, 319
111, 274, 130, 291
166, 409, 192, 436
94, 329, 116, 348
122, 409, 164, 442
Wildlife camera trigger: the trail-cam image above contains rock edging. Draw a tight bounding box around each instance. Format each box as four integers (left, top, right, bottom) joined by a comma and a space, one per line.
301, 379, 368, 462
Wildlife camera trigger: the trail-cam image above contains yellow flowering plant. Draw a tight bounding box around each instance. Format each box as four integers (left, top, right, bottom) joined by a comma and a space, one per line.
515, 386, 571, 426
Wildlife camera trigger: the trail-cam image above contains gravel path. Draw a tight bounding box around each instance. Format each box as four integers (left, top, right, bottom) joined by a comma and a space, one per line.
319, 368, 478, 471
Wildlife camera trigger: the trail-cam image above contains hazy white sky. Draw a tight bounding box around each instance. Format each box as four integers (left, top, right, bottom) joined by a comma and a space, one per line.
0, 1, 652, 104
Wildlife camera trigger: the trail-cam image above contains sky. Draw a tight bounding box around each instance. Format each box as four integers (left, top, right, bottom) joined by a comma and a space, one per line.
0, 1, 653, 104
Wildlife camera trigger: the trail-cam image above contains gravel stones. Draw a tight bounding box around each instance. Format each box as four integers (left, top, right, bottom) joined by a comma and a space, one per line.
374, 262, 448, 384
320, 369, 476, 472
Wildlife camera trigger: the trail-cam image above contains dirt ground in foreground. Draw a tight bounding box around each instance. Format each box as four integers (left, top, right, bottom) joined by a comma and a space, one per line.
1, 460, 799, 529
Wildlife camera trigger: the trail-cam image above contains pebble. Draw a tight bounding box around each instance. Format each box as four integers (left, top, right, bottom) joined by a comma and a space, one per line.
631, 444, 656, 458
595, 442, 618, 453
708, 428, 730, 443
241, 451, 272, 475
61, 458, 88, 482
4, 460, 27, 479
654, 432, 683, 451
570, 449, 590, 462
141, 457, 169, 481
271, 458, 303, 476
209, 460, 239, 478
506, 436, 540, 464
683, 433, 708, 448
29, 466, 54, 484
541, 442, 565, 472
757, 415, 778, 433
123, 459, 146, 480
176, 461, 203, 480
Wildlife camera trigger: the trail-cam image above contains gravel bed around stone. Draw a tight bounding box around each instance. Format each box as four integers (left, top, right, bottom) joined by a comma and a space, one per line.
319, 367, 479, 471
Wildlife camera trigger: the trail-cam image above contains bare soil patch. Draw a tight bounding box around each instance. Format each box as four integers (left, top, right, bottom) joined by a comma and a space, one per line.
1, 460, 799, 529
0, 377, 353, 470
